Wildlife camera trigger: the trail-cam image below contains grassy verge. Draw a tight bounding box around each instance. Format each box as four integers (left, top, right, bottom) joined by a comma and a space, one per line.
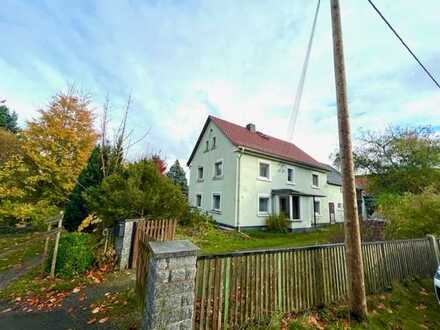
0, 266, 91, 301
279, 278, 440, 330
177, 224, 343, 254
0, 232, 41, 250
0, 235, 45, 272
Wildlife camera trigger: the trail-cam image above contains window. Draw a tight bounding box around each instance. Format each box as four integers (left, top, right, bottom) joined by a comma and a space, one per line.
212, 137, 216, 149
287, 167, 295, 184
205, 140, 209, 151
337, 203, 342, 209
314, 200, 321, 215
212, 193, 221, 212
258, 194, 270, 216
258, 161, 270, 180
312, 174, 319, 187
214, 160, 223, 178
197, 167, 204, 180
196, 194, 202, 208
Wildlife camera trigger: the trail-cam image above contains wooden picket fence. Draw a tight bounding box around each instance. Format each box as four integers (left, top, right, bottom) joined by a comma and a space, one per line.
194, 238, 437, 330
134, 218, 177, 310
131, 218, 177, 268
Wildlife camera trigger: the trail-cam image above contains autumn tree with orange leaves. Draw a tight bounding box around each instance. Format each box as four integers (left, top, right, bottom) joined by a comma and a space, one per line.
0, 90, 98, 224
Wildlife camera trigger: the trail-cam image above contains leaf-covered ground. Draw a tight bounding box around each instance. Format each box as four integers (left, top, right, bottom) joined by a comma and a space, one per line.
275, 278, 440, 330
0, 267, 139, 329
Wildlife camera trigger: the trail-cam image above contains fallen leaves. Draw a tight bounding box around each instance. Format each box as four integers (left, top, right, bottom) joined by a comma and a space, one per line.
99, 317, 109, 324
91, 306, 101, 314
416, 304, 427, 310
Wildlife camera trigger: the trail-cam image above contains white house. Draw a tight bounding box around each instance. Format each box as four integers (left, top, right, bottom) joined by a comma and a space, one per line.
187, 116, 362, 230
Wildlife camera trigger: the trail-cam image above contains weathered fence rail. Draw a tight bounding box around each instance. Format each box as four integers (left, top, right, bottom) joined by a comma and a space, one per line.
134, 218, 177, 313
131, 218, 177, 268
194, 238, 437, 330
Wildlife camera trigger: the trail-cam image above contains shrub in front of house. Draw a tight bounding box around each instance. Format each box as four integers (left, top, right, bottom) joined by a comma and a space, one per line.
181, 207, 214, 228
46, 232, 95, 277
266, 214, 289, 232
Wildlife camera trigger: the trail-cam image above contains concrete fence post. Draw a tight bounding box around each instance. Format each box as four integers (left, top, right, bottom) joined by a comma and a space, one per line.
115, 219, 135, 269
427, 234, 440, 266
142, 240, 199, 330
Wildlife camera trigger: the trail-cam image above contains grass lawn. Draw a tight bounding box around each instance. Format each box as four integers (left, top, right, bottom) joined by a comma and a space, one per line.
177, 224, 343, 254
280, 278, 440, 330
0, 232, 45, 272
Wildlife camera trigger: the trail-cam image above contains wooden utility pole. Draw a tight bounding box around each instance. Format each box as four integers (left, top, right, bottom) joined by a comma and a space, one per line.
330, 0, 367, 319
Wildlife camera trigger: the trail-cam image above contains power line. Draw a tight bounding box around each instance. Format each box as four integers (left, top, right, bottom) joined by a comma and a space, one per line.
367, 0, 440, 89
286, 0, 321, 142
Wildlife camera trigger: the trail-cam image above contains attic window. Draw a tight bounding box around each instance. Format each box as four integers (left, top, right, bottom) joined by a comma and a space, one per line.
212, 137, 216, 149
205, 140, 209, 152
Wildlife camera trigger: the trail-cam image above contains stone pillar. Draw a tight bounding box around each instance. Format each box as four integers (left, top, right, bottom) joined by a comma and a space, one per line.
115, 219, 135, 270
142, 240, 199, 330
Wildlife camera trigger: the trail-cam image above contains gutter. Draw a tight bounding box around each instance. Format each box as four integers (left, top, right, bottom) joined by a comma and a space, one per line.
235, 146, 245, 231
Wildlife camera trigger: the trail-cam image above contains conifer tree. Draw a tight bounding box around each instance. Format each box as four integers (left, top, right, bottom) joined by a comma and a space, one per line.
167, 160, 188, 196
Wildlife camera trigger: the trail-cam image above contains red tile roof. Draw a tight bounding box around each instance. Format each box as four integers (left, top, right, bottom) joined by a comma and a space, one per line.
188, 116, 326, 170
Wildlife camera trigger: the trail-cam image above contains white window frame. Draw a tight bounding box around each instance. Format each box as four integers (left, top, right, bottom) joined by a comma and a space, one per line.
257, 160, 271, 182
311, 173, 320, 189
212, 192, 222, 213
195, 193, 203, 208
257, 193, 271, 217
197, 166, 204, 181
213, 159, 224, 179
286, 166, 295, 185
314, 199, 321, 216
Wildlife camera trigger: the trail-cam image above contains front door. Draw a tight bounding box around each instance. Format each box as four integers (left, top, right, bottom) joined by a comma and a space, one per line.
279, 197, 289, 217
329, 202, 336, 224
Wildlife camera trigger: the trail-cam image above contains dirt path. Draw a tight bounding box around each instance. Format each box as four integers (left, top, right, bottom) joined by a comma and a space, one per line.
0, 271, 136, 330
0, 256, 44, 290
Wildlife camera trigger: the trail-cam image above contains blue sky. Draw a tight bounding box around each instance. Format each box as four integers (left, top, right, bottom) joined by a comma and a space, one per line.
1, 0, 439, 166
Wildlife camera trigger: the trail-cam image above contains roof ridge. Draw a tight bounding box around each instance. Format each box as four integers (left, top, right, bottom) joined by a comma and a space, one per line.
211, 116, 317, 155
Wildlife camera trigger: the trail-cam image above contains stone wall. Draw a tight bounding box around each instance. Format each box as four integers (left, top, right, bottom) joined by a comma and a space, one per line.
142, 240, 199, 330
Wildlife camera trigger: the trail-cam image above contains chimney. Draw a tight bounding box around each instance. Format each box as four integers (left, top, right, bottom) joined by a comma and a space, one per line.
246, 123, 256, 133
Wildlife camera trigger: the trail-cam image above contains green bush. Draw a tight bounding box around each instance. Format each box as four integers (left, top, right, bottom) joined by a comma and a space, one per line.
378, 187, 440, 239
47, 232, 95, 277
266, 214, 288, 232
181, 207, 214, 228
85, 159, 187, 228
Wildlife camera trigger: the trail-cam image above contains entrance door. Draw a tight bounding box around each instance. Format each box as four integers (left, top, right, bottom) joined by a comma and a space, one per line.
329, 202, 336, 224
279, 197, 289, 217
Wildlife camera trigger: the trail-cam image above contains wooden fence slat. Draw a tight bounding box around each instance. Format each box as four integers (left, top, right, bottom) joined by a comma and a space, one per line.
193, 238, 438, 330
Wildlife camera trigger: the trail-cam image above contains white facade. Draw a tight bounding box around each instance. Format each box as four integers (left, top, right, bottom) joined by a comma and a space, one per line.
188, 120, 348, 230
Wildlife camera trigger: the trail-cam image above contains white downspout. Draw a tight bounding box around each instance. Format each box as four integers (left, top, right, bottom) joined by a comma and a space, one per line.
235, 147, 244, 231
